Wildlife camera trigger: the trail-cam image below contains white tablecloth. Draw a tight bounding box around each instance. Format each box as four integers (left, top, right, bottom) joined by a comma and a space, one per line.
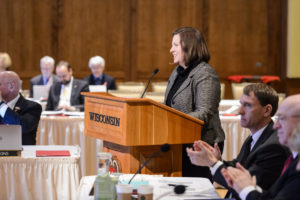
37, 112, 249, 177
219, 99, 240, 112
37, 115, 102, 177
0, 145, 80, 200
221, 115, 251, 160
77, 175, 220, 200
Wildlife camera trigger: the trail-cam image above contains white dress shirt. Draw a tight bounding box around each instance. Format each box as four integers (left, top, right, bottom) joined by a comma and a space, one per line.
0, 94, 20, 117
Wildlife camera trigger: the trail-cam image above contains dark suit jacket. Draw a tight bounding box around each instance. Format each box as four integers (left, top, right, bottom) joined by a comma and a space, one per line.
213, 121, 290, 199
83, 73, 116, 90
164, 62, 225, 144
30, 74, 59, 97
246, 156, 300, 200
0, 94, 42, 145
45, 78, 89, 111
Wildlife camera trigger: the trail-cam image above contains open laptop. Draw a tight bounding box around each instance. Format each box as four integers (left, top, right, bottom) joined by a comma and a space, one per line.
0, 125, 22, 150
33, 85, 50, 100
89, 85, 107, 92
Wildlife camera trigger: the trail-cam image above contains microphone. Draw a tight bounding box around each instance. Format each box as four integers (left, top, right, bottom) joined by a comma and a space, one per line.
128, 143, 170, 184
140, 68, 159, 98
174, 185, 186, 194
168, 184, 187, 194
156, 184, 187, 199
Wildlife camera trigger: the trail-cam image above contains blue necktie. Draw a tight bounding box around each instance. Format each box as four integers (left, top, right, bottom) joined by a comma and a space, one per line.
44, 78, 48, 85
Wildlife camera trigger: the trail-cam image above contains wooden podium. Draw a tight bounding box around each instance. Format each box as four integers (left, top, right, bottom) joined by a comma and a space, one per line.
83, 92, 203, 176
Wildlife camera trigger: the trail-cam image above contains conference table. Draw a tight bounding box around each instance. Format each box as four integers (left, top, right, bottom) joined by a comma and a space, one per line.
77, 175, 220, 199
37, 114, 102, 177
37, 102, 250, 176
0, 145, 80, 200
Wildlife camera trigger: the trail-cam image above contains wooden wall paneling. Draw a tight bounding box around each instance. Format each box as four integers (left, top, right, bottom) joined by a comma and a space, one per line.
134, 0, 180, 81
128, 0, 137, 81
134, 0, 206, 82
264, 0, 284, 93
206, 0, 284, 98
0, 0, 58, 90
207, 0, 269, 78
0, 0, 10, 51
266, 0, 283, 77
56, 0, 131, 81
2, 0, 299, 94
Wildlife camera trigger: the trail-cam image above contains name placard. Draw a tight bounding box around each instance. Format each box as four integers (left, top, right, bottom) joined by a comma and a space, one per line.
0, 150, 21, 157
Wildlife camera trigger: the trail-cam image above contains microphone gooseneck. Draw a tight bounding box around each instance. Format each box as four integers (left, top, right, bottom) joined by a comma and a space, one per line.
140, 68, 159, 98
128, 143, 169, 184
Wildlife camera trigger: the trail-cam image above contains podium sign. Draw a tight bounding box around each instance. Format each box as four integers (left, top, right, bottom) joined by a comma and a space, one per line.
83, 92, 203, 176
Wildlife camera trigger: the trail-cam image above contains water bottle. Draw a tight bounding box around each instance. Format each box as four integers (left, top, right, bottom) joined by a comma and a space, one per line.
94, 152, 116, 200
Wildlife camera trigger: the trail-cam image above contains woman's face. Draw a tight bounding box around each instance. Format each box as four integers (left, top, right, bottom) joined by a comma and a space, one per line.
170, 34, 185, 67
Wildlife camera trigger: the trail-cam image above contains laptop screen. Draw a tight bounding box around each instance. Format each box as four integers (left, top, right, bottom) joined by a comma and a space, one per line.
33, 85, 50, 100
0, 125, 22, 150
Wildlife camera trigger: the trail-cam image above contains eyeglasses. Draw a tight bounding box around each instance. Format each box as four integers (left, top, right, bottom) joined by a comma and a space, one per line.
274, 115, 300, 122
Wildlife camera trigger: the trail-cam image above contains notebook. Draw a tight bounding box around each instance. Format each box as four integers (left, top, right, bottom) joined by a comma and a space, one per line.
0, 125, 22, 150
36, 150, 70, 157
33, 85, 50, 100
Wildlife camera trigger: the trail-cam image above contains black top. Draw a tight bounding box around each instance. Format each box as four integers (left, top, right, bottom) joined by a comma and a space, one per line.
166, 60, 199, 107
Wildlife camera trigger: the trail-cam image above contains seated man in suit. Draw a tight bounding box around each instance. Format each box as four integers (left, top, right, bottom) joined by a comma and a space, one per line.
46, 61, 89, 111
186, 83, 290, 199
221, 94, 300, 200
30, 56, 59, 97
291, 123, 300, 171
83, 55, 116, 90
0, 71, 42, 145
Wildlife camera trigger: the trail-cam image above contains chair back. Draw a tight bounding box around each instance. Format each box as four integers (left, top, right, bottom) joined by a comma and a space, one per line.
144, 92, 165, 103
108, 90, 141, 98
117, 82, 145, 92
220, 83, 225, 99
231, 82, 251, 100
151, 82, 168, 93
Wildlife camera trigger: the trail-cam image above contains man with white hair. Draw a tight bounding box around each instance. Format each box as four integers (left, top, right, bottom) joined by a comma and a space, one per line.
0, 71, 42, 145
30, 55, 59, 97
83, 55, 116, 90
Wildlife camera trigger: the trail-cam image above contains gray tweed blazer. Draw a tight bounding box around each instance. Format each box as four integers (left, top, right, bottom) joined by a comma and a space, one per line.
164, 62, 225, 144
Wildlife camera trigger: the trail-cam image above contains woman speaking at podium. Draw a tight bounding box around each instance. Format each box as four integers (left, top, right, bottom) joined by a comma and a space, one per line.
164, 27, 225, 179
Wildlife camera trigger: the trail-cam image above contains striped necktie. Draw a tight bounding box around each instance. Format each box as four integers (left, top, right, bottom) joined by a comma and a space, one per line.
281, 155, 294, 175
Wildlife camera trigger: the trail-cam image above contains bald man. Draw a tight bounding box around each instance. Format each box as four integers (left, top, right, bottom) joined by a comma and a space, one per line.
0, 71, 42, 145
221, 94, 300, 200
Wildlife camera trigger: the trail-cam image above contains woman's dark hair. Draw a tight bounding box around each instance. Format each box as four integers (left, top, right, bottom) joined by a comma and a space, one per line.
243, 83, 279, 116
172, 27, 210, 66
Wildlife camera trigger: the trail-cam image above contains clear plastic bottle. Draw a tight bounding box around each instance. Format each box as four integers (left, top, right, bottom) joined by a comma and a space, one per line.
94, 152, 116, 200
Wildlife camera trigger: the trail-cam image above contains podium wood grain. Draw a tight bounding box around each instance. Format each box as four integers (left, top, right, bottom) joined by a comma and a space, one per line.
83, 92, 203, 176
